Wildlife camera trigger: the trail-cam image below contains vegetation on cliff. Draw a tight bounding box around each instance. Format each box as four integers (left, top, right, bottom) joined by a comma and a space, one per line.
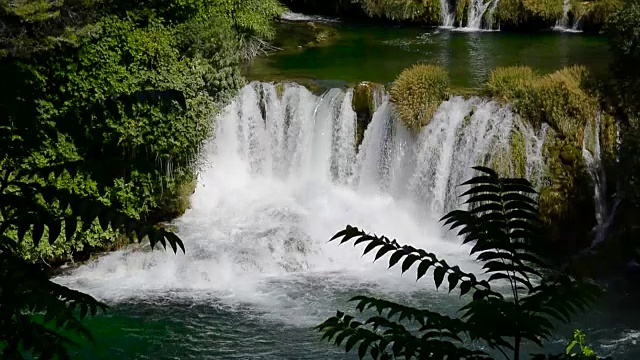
390, 64, 449, 132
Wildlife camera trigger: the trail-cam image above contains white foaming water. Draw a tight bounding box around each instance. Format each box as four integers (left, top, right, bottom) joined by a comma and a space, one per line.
440, 0, 501, 31
280, 11, 339, 23
54, 82, 548, 325
582, 114, 620, 249
553, 0, 583, 33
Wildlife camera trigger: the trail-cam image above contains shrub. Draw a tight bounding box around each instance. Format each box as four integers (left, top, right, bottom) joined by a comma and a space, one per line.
487, 66, 537, 101
487, 65, 598, 143
497, 0, 563, 28
355, 0, 441, 23
390, 64, 449, 132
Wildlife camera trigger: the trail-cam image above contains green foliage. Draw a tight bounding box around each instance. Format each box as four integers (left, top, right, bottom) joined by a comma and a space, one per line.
0, 159, 185, 359
318, 167, 603, 359
390, 64, 449, 133
487, 66, 598, 143
532, 329, 612, 359
455, 0, 470, 27
354, 0, 441, 23
497, 0, 563, 27
353, 82, 385, 148
607, 0, 640, 117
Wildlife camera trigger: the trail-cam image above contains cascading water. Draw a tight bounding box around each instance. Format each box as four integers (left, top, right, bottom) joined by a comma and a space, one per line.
582, 114, 620, 249
465, 0, 499, 30
553, 0, 583, 32
440, 0, 500, 31
440, 0, 455, 27
54, 82, 559, 358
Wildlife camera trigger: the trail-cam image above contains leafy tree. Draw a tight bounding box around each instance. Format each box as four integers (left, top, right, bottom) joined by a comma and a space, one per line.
602, 0, 640, 269
0, 91, 188, 359
317, 167, 604, 359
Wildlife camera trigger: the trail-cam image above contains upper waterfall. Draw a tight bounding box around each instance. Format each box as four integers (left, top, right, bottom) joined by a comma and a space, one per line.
219, 82, 547, 219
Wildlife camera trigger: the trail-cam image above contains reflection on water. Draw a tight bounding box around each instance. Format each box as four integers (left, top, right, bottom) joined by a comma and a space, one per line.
248, 23, 609, 87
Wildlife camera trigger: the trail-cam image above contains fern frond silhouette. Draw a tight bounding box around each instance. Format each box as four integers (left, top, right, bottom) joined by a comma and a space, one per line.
318, 167, 603, 360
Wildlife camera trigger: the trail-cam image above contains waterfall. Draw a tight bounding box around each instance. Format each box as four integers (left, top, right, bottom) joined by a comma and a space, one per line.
465, 0, 499, 30
554, 0, 571, 30
582, 114, 620, 248
441, 0, 500, 31
553, 0, 583, 32
440, 0, 455, 27
54, 82, 548, 301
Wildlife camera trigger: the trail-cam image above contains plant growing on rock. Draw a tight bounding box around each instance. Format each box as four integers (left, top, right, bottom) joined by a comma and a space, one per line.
487, 65, 597, 144
318, 167, 603, 359
353, 81, 385, 148
390, 64, 449, 133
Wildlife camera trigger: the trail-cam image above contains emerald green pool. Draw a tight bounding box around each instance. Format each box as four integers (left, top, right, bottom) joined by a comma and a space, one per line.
247, 21, 610, 88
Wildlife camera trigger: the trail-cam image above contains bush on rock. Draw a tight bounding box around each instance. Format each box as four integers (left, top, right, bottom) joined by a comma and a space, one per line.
390, 64, 449, 132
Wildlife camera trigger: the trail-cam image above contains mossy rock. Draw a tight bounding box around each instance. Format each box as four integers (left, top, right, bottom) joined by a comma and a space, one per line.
538, 134, 597, 260
390, 64, 450, 133
510, 129, 527, 178
497, 0, 565, 29
152, 176, 197, 222
487, 65, 599, 145
352, 81, 385, 149
455, 0, 470, 27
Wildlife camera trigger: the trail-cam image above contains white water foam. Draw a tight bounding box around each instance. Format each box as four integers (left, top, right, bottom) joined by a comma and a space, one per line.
281, 11, 340, 23
54, 82, 548, 324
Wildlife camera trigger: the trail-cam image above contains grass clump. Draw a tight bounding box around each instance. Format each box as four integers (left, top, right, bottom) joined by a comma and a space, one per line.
355, 0, 441, 23
390, 64, 449, 132
487, 65, 598, 143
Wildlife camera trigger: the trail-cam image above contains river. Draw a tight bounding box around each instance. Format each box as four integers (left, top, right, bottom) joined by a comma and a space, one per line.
53, 16, 638, 360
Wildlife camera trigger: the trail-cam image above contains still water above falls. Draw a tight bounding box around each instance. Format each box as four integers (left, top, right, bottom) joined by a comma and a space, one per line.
248, 23, 610, 88
55, 83, 639, 359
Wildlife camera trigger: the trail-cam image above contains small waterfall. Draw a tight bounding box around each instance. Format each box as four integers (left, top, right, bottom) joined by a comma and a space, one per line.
582, 114, 619, 248
465, 0, 499, 30
442, 0, 500, 31
440, 0, 455, 27
553, 0, 583, 32
554, 0, 571, 30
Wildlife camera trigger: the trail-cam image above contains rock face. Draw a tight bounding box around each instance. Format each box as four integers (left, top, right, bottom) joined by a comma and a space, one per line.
352, 81, 385, 149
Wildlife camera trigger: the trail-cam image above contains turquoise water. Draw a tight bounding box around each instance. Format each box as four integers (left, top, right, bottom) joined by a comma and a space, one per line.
247, 22, 610, 88
68, 282, 640, 359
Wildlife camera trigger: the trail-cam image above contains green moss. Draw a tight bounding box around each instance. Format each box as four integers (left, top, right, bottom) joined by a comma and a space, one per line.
538, 133, 596, 256
510, 129, 527, 178
455, 0, 470, 26
600, 113, 618, 158
275, 82, 286, 98
582, 0, 623, 30
271, 21, 339, 51
353, 81, 385, 148
487, 65, 598, 144
497, 0, 564, 28
390, 64, 449, 133
153, 175, 197, 222
355, 0, 441, 23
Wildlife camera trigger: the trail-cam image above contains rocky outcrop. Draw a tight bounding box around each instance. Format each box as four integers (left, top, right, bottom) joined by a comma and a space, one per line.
352, 81, 385, 148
